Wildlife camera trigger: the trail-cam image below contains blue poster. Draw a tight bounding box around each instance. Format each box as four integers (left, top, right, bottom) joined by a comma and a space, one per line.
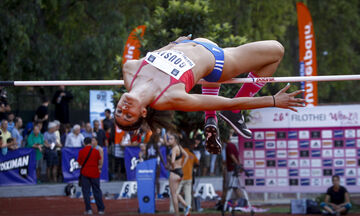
62, 147, 108, 182
136, 158, 157, 214
0, 148, 36, 186
124, 146, 169, 181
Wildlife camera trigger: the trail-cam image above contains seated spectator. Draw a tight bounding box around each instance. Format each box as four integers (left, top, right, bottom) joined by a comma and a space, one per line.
7, 113, 15, 133
11, 117, 23, 148
93, 120, 107, 147
321, 175, 352, 215
0, 120, 12, 151
65, 124, 84, 148
26, 125, 44, 182
7, 138, 18, 151
43, 122, 62, 182
82, 122, 93, 139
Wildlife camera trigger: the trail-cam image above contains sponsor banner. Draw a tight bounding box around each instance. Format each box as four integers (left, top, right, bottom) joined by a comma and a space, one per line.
89, 90, 114, 128
62, 147, 109, 183
247, 105, 360, 129
240, 125, 360, 193
0, 148, 36, 186
124, 146, 168, 181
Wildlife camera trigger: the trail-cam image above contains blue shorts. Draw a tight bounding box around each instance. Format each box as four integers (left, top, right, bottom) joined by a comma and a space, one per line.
178, 40, 224, 82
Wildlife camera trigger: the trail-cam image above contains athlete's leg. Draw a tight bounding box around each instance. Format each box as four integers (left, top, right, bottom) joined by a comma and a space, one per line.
219, 40, 284, 138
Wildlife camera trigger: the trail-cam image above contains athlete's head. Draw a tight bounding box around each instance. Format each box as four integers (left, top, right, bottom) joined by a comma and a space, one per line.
114, 93, 148, 131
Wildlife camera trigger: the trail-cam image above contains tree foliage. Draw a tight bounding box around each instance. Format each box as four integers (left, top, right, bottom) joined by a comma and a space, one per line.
1, 0, 359, 125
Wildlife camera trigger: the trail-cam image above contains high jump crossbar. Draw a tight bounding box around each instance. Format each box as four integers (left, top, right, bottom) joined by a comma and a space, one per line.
1, 75, 360, 87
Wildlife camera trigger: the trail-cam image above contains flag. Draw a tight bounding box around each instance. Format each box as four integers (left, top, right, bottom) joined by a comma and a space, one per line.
122, 25, 146, 65
297, 2, 318, 106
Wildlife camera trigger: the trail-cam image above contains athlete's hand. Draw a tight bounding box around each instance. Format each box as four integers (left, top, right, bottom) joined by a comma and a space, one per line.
273, 84, 306, 112
173, 34, 192, 43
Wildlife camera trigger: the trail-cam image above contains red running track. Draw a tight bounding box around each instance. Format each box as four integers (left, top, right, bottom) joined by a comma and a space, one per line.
0, 196, 356, 216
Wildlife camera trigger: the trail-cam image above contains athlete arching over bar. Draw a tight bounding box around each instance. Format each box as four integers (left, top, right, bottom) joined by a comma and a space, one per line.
115, 35, 305, 154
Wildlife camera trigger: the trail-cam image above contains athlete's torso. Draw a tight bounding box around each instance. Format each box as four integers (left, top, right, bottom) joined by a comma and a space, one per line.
122, 38, 218, 108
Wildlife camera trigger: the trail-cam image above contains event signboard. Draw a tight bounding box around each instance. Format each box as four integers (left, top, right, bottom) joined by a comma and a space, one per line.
241, 105, 360, 192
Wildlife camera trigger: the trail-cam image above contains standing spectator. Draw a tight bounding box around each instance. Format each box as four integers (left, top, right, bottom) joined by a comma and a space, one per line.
65, 125, 84, 148
321, 175, 352, 215
78, 137, 105, 215
0, 120, 12, 153
138, 143, 146, 162
224, 129, 245, 208
102, 109, 114, 147
53, 120, 61, 146
26, 125, 44, 182
93, 120, 108, 147
110, 126, 127, 180
82, 122, 93, 139
34, 98, 50, 133
0, 88, 11, 121
170, 141, 199, 213
43, 122, 62, 182
166, 132, 190, 216
102, 109, 113, 132
91, 137, 104, 170
0, 130, 8, 156
52, 86, 73, 124
60, 123, 71, 146
7, 113, 15, 133
11, 117, 23, 148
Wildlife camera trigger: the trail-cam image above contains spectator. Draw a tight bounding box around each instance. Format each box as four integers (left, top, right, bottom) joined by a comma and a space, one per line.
110, 126, 127, 180
52, 85, 73, 124
43, 122, 62, 182
170, 141, 199, 213
53, 120, 61, 146
201, 146, 211, 176
82, 122, 93, 139
60, 124, 72, 146
102, 108, 113, 132
91, 137, 104, 172
0, 88, 11, 121
138, 143, 146, 162
321, 175, 352, 215
7, 138, 18, 151
224, 129, 245, 209
26, 125, 44, 182
65, 124, 84, 148
166, 132, 190, 216
0, 120, 12, 151
93, 120, 108, 147
7, 113, 15, 133
1, 130, 8, 156
11, 117, 23, 148
78, 137, 105, 215
34, 98, 49, 133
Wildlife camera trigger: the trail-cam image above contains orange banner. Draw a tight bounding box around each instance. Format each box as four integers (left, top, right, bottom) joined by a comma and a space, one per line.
297, 2, 318, 107
122, 25, 146, 65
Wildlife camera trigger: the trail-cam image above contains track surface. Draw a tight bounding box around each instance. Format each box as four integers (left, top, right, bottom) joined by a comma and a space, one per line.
0, 196, 357, 216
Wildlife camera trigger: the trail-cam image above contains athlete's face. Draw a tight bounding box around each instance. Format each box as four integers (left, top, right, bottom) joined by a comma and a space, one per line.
115, 93, 147, 127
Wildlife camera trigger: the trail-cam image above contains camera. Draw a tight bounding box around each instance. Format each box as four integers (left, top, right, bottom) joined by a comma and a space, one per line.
0, 88, 8, 104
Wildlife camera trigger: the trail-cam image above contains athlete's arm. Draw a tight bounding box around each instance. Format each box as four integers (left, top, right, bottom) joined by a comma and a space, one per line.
170, 85, 305, 112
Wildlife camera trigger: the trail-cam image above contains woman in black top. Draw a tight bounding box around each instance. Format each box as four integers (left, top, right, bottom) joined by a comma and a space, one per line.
166, 132, 189, 216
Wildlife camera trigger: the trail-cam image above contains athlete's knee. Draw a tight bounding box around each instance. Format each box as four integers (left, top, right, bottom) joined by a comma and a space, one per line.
266, 40, 284, 60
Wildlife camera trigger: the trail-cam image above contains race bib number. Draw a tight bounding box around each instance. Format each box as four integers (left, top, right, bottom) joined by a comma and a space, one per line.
145, 50, 195, 80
